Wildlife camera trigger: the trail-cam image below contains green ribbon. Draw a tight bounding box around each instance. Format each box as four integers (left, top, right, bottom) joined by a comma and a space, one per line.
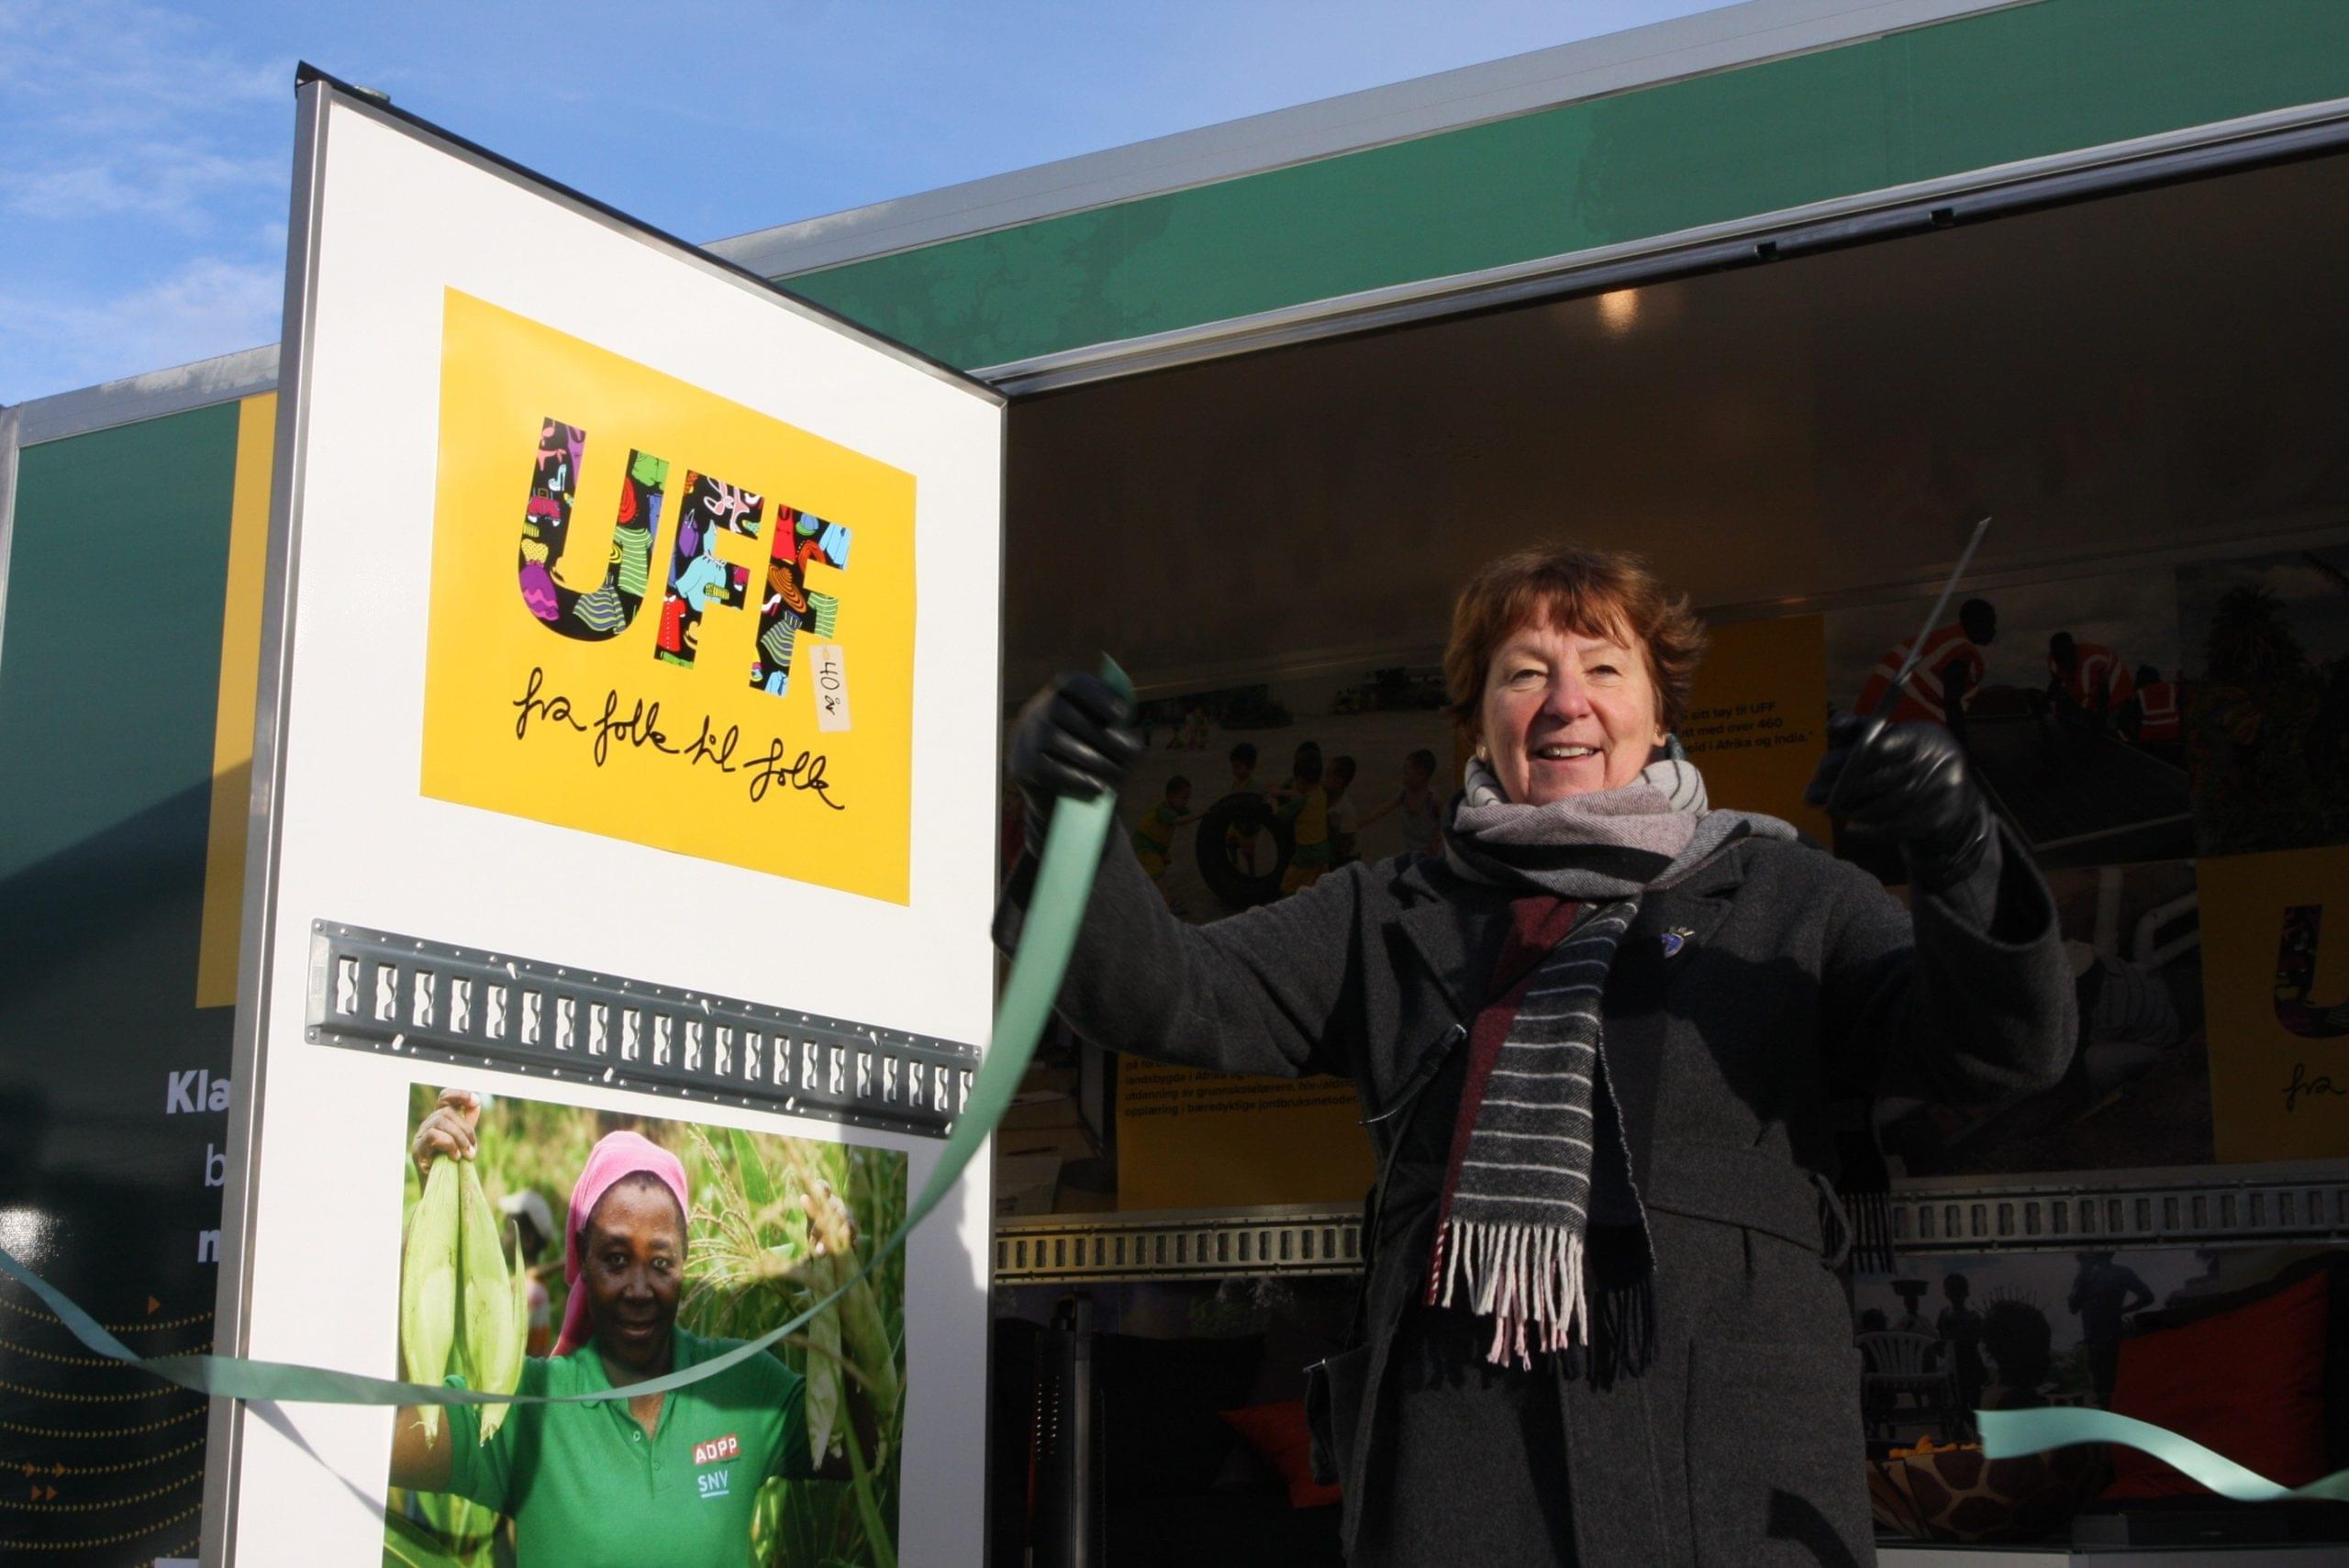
1979, 1407, 2349, 1503
0, 660, 1130, 1412
18, 668, 2349, 1514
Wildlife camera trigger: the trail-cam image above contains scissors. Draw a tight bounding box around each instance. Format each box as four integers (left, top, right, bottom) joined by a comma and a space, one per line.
1823, 514, 1992, 817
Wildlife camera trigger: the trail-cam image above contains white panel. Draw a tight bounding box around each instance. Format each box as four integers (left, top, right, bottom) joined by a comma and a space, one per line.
219, 90, 999, 1567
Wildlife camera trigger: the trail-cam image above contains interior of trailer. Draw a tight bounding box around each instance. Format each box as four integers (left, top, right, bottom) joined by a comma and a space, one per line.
1006, 150, 2349, 697
989, 150, 2349, 1565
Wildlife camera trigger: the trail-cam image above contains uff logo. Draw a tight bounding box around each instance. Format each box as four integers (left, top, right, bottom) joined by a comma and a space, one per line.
519, 418, 852, 700
2274, 904, 2349, 1040
693, 1433, 741, 1466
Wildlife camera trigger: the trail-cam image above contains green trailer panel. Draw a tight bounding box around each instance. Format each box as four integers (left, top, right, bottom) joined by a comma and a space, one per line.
2, 404, 240, 890
785, 0, 2349, 368
0, 402, 244, 1562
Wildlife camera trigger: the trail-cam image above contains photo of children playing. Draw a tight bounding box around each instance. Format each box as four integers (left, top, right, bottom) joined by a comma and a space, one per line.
1116, 662, 1453, 923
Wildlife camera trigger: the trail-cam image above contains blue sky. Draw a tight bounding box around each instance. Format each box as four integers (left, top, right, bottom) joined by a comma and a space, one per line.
0, 0, 1723, 405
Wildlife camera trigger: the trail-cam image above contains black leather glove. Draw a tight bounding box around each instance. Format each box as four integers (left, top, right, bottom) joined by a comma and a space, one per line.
1008, 671, 1142, 836
1805, 715, 1993, 893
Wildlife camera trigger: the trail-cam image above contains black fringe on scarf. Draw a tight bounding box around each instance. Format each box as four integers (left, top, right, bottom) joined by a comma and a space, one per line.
1556, 1222, 1658, 1388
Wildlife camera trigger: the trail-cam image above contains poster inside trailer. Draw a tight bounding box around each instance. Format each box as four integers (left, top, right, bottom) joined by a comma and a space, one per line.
206, 75, 1002, 1566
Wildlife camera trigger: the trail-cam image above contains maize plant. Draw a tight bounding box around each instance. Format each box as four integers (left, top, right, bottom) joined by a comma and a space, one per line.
685, 1126, 907, 1567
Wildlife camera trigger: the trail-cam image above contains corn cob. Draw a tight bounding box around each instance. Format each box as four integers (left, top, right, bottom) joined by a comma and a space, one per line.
400, 1156, 462, 1446
477, 1222, 530, 1444
457, 1162, 521, 1443
775, 1141, 900, 1435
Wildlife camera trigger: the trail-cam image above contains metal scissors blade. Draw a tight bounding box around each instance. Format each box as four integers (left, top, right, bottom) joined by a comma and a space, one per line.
1823, 515, 1992, 819
1877, 515, 1993, 712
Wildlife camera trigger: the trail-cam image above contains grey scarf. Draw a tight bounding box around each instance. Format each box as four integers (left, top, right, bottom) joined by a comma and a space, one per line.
1431, 754, 1795, 1369
1445, 752, 1792, 896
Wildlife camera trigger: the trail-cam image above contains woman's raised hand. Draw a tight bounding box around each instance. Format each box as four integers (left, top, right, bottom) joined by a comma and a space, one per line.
410, 1088, 482, 1184
1008, 671, 1142, 819
1804, 716, 1992, 892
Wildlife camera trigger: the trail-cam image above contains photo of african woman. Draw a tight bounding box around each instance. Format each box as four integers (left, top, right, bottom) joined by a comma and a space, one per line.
384, 1087, 907, 1568
999, 544, 2076, 1565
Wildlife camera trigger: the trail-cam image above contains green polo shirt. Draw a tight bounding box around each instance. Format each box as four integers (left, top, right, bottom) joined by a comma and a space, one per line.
443, 1327, 810, 1567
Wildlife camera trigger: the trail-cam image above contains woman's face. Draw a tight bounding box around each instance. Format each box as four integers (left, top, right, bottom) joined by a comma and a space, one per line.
1475, 616, 1664, 804
582, 1179, 685, 1373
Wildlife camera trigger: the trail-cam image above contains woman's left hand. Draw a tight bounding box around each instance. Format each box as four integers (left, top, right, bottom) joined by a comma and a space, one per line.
1804, 716, 1991, 891
410, 1088, 481, 1184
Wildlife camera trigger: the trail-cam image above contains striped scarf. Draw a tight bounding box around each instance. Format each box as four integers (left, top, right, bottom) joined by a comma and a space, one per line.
1430, 753, 1795, 1371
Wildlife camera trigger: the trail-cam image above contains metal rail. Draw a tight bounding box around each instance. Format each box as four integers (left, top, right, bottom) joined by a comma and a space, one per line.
1887, 1165, 2349, 1256
993, 1167, 2349, 1284
996, 1206, 1363, 1284
306, 920, 976, 1139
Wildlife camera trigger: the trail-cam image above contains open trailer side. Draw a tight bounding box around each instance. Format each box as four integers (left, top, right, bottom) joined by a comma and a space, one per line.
6, 3, 2349, 1561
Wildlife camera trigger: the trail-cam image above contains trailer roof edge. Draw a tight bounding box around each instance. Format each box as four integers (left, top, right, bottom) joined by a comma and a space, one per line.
972, 92, 2349, 395
17, 344, 282, 447
707, 0, 2019, 281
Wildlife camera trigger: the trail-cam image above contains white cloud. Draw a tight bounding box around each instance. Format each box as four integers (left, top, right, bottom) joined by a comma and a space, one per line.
0, 1, 284, 119
0, 0, 288, 229
0, 1, 291, 397
3, 143, 280, 225
2, 255, 283, 404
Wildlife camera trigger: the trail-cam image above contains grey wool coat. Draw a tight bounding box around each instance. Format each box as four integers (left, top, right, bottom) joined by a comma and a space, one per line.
998, 818, 2075, 1565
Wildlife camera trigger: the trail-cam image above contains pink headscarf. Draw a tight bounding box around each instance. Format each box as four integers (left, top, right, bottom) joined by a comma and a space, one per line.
554, 1130, 690, 1358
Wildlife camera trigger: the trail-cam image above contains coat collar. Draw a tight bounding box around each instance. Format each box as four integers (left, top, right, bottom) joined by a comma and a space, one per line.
1663, 842, 1750, 904
1388, 856, 1491, 1022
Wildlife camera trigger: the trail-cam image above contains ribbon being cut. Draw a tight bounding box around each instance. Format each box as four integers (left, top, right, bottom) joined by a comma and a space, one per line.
0, 662, 1131, 1419
1, 655, 2344, 1511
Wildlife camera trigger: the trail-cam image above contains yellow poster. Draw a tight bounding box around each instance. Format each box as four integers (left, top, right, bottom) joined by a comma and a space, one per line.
421, 291, 916, 901
2200, 846, 2349, 1162
1678, 613, 1830, 840
1117, 1062, 1374, 1211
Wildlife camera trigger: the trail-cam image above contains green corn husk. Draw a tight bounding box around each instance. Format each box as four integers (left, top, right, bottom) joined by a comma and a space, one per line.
400, 1157, 462, 1446
508, 1232, 529, 1365
805, 1266, 842, 1462
775, 1140, 901, 1434
456, 1162, 521, 1443
486, 1222, 529, 1441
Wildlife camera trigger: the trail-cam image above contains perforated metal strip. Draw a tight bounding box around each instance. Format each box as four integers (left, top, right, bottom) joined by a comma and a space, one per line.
991, 1170, 2349, 1284
304, 920, 974, 1138
1887, 1169, 2349, 1255
995, 1207, 1363, 1284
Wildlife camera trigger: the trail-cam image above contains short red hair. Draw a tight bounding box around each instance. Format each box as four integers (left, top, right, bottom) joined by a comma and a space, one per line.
1442, 545, 1708, 738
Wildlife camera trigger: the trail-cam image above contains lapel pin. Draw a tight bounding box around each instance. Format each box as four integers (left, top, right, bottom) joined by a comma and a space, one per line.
1660, 927, 1695, 958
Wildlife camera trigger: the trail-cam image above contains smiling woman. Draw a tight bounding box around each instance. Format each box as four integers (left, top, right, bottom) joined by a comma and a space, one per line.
1000, 539, 2078, 1563
1444, 546, 1706, 802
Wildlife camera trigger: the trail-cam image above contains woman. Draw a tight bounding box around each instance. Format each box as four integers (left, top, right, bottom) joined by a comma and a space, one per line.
389, 1094, 875, 1567
1002, 545, 2073, 1564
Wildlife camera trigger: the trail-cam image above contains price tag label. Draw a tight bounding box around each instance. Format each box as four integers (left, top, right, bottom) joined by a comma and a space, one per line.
811, 643, 852, 732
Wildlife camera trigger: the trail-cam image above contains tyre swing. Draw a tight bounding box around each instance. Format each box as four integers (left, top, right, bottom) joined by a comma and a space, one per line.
1192, 791, 1293, 912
